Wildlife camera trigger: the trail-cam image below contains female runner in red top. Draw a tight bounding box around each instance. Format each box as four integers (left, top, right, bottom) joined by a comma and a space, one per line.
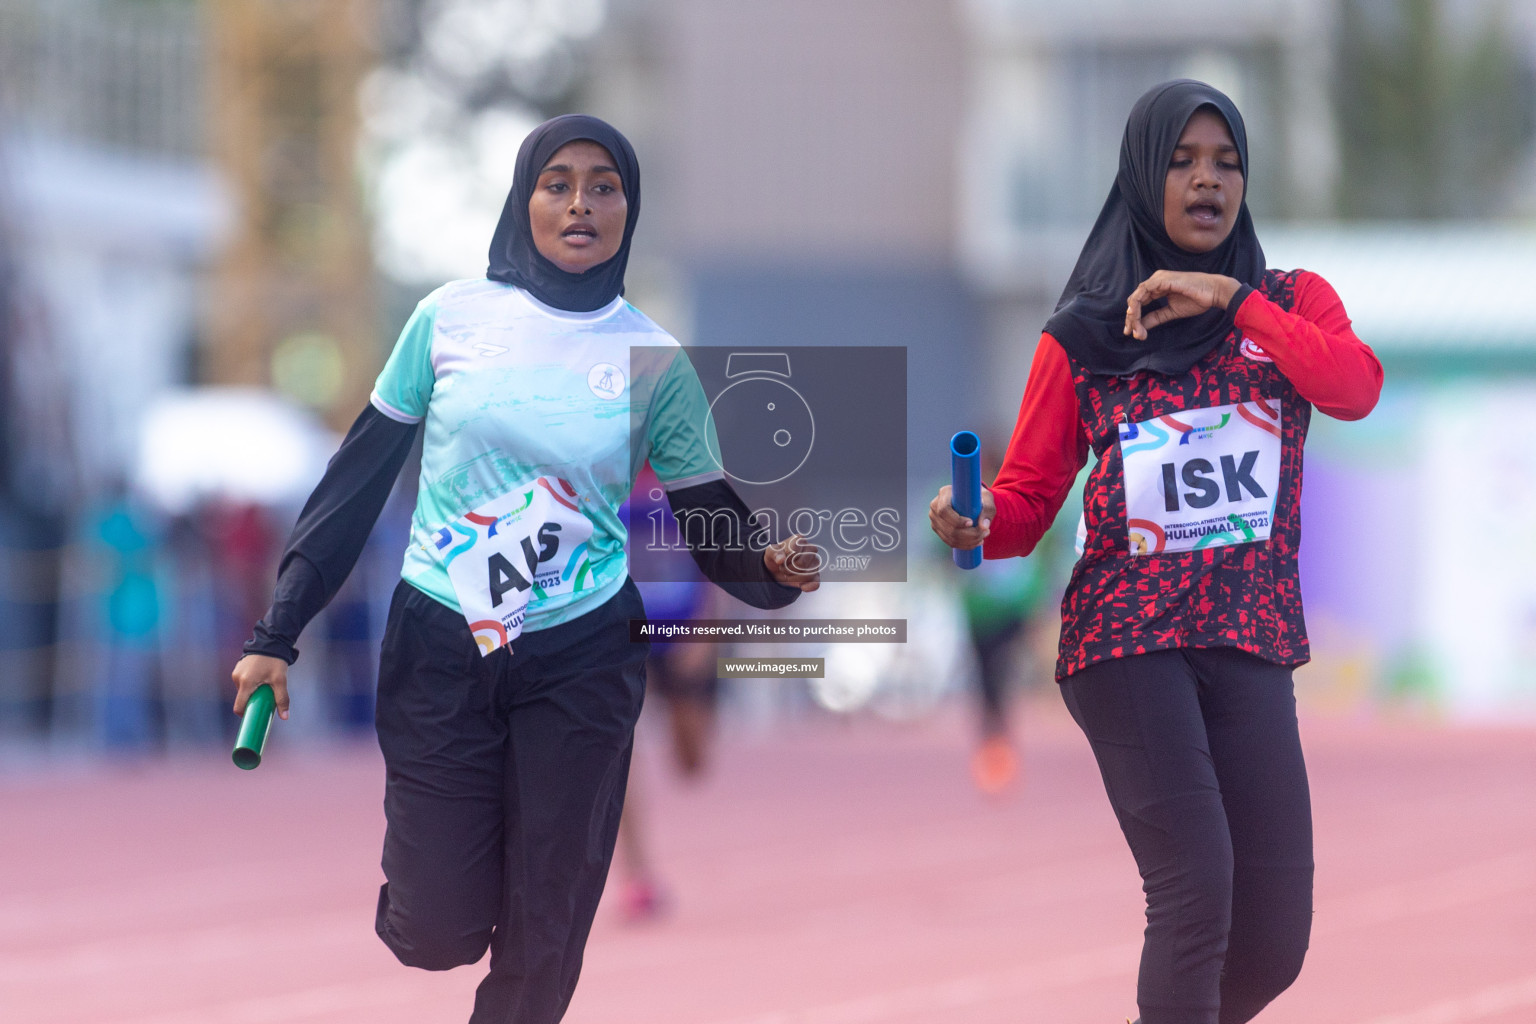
930, 80, 1382, 1024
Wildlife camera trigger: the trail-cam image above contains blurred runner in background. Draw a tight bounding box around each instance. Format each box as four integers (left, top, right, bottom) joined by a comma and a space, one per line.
614, 467, 724, 921
958, 444, 1052, 794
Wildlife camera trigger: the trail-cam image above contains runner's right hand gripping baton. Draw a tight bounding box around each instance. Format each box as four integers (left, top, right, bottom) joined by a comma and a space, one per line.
950, 430, 982, 570
232, 683, 276, 770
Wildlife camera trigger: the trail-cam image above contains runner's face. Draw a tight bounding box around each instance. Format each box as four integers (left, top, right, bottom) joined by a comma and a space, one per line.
1162, 109, 1243, 254
527, 141, 627, 274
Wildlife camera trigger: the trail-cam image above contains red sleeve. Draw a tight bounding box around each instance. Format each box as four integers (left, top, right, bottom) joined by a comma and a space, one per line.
1233, 270, 1383, 421
983, 334, 1088, 559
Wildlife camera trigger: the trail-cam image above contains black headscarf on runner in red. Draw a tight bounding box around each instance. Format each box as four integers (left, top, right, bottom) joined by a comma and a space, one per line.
1044, 80, 1265, 377
486, 114, 641, 313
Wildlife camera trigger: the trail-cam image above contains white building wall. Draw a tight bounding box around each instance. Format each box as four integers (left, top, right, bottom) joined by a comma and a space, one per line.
2, 133, 227, 494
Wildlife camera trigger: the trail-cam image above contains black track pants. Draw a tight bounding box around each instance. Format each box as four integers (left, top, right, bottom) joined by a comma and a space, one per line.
1061, 647, 1313, 1024
373, 578, 648, 1024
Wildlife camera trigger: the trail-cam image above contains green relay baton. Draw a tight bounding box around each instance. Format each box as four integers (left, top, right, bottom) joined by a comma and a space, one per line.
232, 683, 276, 770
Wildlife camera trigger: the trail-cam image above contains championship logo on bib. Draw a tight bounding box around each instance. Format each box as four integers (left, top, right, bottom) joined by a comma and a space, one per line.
434, 477, 596, 655
1118, 400, 1282, 555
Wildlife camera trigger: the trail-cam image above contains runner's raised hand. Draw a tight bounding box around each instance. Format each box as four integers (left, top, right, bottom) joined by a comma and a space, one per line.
1124, 270, 1241, 340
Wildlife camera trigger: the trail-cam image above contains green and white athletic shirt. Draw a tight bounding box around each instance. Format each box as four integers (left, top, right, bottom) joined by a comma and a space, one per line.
370, 278, 720, 633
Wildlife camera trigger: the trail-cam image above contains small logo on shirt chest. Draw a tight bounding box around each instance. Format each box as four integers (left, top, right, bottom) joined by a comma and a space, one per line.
588, 362, 625, 399
1239, 336, 1272, 363
474, 343, 508, 358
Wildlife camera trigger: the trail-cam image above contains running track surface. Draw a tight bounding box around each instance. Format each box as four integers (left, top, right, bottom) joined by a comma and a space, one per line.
2, 699, 1533, 1024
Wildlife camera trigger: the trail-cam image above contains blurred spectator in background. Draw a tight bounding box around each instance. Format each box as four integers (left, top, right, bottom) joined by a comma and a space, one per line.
157, 508, 224, 745
207, 501, 279, 687
88, 490, 161, 749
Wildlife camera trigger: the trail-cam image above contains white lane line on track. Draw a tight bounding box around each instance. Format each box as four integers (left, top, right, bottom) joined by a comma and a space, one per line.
701, 852, 1536, 1024
0, 858, 331, 937
705, 941, 1142, 1024
0, 912, 359, 986
1315, 852, 1535, 937
107, 976, 455, 1024
1353, 974, 1536, 1024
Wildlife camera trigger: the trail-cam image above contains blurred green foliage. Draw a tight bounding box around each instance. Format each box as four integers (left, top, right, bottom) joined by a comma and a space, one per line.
1335, 0, 1536, 219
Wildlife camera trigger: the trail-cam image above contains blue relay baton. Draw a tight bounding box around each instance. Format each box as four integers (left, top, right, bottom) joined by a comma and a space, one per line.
950, 430, 982, 570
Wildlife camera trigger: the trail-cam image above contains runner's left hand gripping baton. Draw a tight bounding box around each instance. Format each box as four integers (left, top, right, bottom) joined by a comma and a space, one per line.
950, 430, 982, 570
232, 683, 276, 770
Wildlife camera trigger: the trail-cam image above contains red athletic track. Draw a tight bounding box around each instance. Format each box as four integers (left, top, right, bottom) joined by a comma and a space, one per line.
2, 699, 1533, 1024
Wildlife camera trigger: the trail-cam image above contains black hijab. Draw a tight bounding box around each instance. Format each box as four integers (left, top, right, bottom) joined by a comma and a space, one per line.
1044, 80, 1265, 376
486, 114, 641, 313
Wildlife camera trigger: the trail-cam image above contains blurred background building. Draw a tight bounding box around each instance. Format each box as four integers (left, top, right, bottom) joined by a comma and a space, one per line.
1, 0, 1534, 754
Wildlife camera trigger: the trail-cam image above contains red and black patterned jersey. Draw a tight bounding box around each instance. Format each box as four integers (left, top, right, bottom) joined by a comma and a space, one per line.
983, 269, 1382, 681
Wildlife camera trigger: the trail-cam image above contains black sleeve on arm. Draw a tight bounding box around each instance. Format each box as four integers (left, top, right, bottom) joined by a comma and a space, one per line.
243, 405, 420, 664
665, 478, 801, 611
1226, 283, 1255, 319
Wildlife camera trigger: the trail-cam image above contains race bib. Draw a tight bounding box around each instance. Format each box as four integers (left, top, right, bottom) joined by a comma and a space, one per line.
1118, 400, 1281, 555
435, 477, 596, 655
